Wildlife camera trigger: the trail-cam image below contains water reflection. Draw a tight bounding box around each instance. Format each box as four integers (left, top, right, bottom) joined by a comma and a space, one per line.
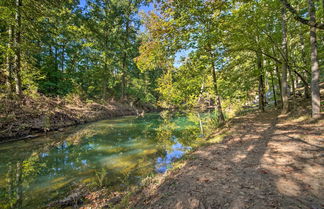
0, 111, 215, 208
155, 138, 191, 173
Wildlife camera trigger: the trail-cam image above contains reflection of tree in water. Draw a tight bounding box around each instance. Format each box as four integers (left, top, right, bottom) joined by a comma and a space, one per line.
92, 153, 158, 190
1, 153, 47, 209
0, 137, 98, 208
153, 111, 211, 173
0, 124, 105, 208
0, 112, 216, 208
1, 161, 23, 209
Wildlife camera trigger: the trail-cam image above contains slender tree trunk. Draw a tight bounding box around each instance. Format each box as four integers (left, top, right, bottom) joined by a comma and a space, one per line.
61, 45, 65, 72
292, 69, 310, 98
54, 46, 58, 71
309, 0, 321, 119
14, 0, 23, 97
275, 65, 283, 106
300, 31, 311, 98
210, 59, 225, 123
270, 70, 277, 107
197, 113, 204, 136
288, 66, 296, 107
299, 32, 310, 98
54, 46, 59, 93
121, 3, 132, 99
281, 6, 289, 114
102, 55, 108, 99
257, 52, 265, 112
299, 31, 308, 67
7, 25, 15, 95
121, 55, 127, 99
212, 70, 225, 123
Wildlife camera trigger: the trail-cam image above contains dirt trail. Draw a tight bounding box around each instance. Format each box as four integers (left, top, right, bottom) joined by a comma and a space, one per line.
131, 110, 324, 209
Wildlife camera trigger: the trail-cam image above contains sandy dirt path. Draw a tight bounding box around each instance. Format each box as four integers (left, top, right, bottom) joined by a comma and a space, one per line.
132, 110, 324, 209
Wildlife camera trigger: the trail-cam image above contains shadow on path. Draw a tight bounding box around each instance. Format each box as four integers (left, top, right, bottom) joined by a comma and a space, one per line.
132, 110, 324, 209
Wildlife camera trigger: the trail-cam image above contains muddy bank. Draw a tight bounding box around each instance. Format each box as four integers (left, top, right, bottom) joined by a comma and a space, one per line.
0, 96, 155, 142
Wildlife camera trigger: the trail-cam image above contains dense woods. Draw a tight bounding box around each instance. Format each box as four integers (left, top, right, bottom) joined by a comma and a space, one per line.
1, 0, 160, 106
0, 0, 323, 119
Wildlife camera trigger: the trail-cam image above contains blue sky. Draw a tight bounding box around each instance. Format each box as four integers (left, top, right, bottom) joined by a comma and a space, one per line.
79, 0, 86, 8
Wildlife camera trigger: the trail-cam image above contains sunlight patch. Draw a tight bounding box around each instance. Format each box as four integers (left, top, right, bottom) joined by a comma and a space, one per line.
276, 178, 301, 196
231, 152, 247, 163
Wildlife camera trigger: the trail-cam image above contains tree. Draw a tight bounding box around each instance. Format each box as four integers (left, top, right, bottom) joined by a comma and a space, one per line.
309, 0, 321, 118
281, 6, 289, 114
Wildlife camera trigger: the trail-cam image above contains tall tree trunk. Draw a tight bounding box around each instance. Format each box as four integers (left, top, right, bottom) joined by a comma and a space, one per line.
270, 70, 277, 107
14, 0, 23, 97
299, 29, 308, 66
54, 46, 59, 93
309, 0, 321, 119
212, 67, 225, 123
281, 6, 289, 114
61, 45, 65, 72
299, 32, 310, 98
275, 65, 283, 106
121, 1, 132, 99
7, 25, 15, 95
121, 55, 127, 99
54, 46, 58, 71
210, 56, 225, 123
102, 55, 109, 99
288, 66, 296, 107
257, 52, 265, 112
197, 113, 204, 136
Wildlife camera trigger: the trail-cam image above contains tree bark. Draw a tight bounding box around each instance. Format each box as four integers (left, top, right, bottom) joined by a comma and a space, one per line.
257, 52, 265, 112
7, 25, 15, 95
275, 65, 283, 106
14, 0, 23, 97
61, 45, 65, 72
54, 46, 58, 71
281, 6, 289, 114
309, 0, 321, 119
121, 0, 132, 99
288, 66, 296, 107
210, 57, 225, 123
270, 70, 277, 107
102, 53, 109, 99
299, 31, 310, 98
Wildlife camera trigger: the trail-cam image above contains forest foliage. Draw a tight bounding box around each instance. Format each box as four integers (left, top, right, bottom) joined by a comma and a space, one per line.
0, 0, 323, 118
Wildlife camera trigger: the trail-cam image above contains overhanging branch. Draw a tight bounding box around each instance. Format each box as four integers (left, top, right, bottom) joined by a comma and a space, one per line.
279, 0, 324, 30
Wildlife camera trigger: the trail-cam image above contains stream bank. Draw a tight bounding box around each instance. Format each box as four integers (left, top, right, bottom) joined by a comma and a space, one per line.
0, 96, 154, 142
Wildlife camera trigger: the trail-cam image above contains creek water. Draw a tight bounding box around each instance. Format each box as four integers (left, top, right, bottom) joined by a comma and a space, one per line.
0, 111, 215, 208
